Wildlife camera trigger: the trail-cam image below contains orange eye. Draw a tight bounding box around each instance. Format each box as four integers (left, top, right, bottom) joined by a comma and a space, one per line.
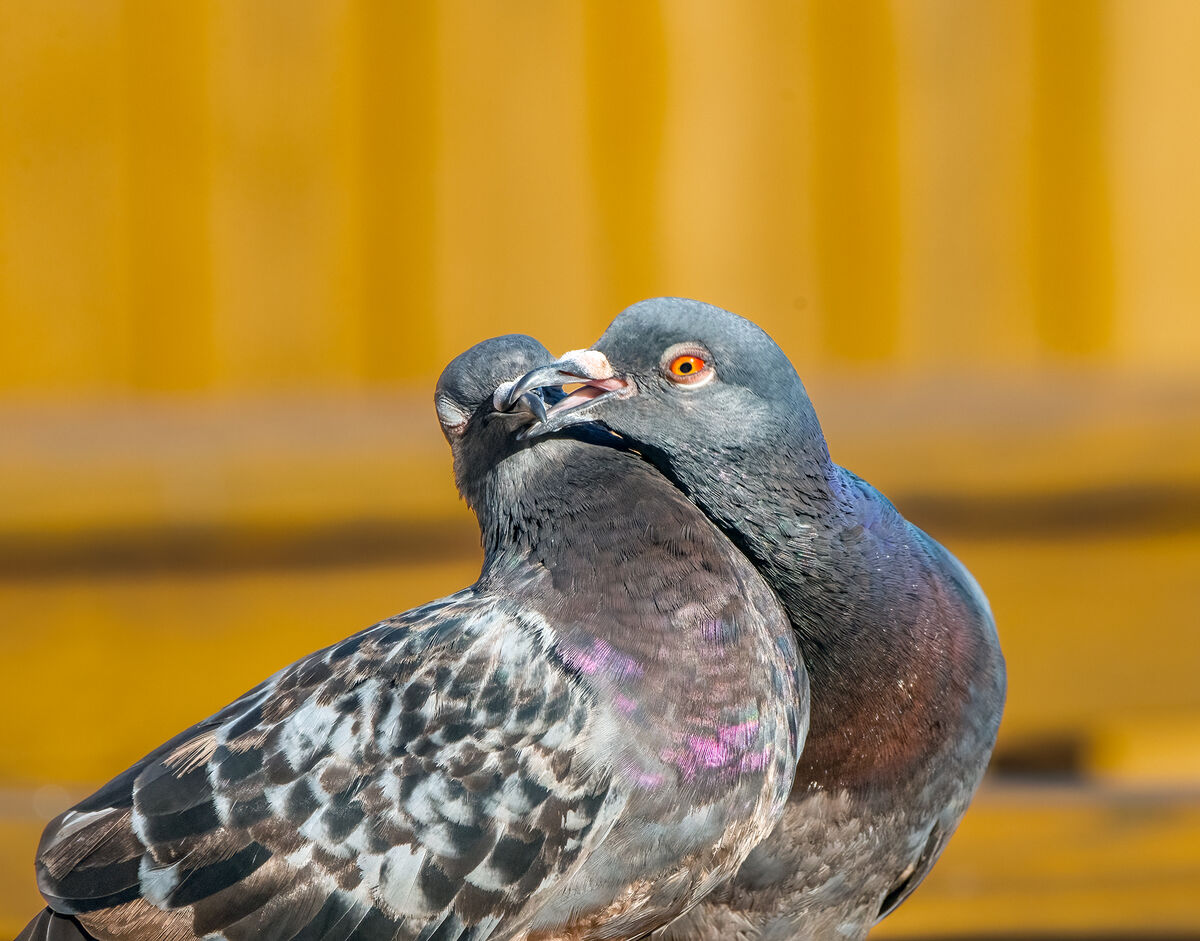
668, 355, 706, 377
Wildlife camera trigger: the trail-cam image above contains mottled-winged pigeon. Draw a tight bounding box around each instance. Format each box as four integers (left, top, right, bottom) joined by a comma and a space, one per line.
18, 334, 805, 941
508, 300, 1006, 940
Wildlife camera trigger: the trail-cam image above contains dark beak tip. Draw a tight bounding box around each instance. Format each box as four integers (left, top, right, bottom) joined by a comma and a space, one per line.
504, 364, 576, 409
522, 391, 548, 424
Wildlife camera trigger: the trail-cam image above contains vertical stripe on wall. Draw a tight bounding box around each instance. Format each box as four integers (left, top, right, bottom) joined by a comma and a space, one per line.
893, 1, 1039, 367
1110, 0, 1200, 369
1031, 0, 1114, 356
0, 3, 131, 396
208, 0, 368, 392
123, 1, 213, 392
358, 1, 440, 385
806, 0, 903, 362
2, 3, 1198, 399
584, 0, 669, 325
432, 1, 597, 364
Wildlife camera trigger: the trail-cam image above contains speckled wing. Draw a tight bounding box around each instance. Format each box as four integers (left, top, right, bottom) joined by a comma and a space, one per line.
35, 590, 615, 941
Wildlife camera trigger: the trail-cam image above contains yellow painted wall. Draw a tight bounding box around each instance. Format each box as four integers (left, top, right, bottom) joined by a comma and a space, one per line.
3, 2, 1200, 936
3, 1, 1199, 402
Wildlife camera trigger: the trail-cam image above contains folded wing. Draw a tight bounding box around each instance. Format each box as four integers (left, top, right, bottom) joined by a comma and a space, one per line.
36, 591, 615, 941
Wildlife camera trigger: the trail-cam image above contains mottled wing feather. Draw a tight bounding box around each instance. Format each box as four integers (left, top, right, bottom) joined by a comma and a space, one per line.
37, 590, 615, 941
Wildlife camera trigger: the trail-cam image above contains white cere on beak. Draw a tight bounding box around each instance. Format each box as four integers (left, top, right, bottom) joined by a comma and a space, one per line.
560, 349, 616, 380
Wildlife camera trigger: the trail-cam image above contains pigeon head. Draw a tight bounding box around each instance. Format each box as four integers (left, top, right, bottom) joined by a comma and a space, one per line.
506, 298, 831, 484
434, 334, 558, 509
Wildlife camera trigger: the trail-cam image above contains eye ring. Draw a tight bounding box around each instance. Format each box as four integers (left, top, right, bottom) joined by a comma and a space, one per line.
660, 344, 715, 386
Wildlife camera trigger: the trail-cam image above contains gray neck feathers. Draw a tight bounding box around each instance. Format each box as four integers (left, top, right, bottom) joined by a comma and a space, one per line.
659, 422, 977, 789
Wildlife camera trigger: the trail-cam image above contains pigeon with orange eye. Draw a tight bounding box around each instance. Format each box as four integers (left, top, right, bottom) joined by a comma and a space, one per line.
669, 354, 703, 376
506, 342, 725, 444
503, 297, 1006, 941
665, 352, 713, 385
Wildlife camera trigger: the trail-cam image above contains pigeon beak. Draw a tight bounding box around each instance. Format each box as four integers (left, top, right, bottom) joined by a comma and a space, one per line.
492, 382, 549, 423
504, 350, 635, 439
517, 390, 548, 424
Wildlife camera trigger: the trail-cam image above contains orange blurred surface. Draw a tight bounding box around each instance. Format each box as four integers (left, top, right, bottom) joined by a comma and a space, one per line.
3, 2, 1200, 937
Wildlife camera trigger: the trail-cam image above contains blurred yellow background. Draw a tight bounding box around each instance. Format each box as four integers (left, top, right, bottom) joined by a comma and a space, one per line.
2, 1, 1200, 937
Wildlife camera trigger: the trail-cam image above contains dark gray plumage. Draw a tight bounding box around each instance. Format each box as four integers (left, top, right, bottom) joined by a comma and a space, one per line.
13, 909, 90, 941
20, 334, 805, 941
510, 300, 1007, 940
